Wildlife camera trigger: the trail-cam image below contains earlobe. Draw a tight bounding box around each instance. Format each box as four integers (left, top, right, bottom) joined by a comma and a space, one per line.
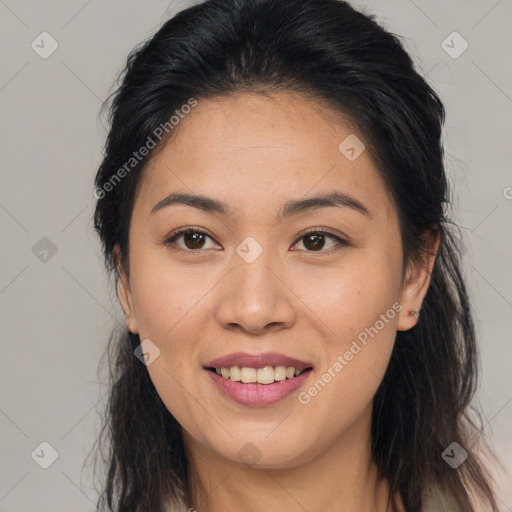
114, 244, 139, 334
397, 228, 440, 331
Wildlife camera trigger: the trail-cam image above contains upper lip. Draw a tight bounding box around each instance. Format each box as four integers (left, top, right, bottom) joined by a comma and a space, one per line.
204, 352, 313, 371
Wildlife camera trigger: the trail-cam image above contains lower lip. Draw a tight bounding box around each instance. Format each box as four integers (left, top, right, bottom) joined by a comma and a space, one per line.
205, 369, 312, 406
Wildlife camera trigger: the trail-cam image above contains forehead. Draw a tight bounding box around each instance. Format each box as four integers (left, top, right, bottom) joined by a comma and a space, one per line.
135, 91, 395, 220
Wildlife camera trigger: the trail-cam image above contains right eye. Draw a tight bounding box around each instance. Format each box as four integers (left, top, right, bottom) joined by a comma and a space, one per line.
163, 227, 221, 252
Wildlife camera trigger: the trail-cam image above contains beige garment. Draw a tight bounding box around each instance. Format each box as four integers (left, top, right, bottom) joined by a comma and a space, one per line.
423, 484, 466, 512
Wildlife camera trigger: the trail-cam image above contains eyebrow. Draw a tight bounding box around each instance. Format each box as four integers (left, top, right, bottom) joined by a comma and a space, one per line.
150, 191, 372, 220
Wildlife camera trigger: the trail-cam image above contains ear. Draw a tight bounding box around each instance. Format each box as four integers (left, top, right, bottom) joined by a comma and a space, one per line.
397, 228, 440, 331
113, 244, 139, 334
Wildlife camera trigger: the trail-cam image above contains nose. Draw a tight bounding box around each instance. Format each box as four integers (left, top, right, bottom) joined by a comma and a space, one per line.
215, 248, 297, 335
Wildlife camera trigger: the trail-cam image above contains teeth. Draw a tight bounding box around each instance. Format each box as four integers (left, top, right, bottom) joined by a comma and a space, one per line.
256, 366, 274, 384
214, 365, 308, 384
274, 365, 287, 381
230, 366, 241, 382
241, 367, 257, 383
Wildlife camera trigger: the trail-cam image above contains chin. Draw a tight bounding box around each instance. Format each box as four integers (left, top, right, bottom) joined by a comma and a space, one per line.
210, 434, 313, 470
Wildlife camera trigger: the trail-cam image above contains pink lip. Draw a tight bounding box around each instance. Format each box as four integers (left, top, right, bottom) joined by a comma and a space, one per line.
203, 352, 314, 407
205, 368, 313, 406
204, 352, 313, 371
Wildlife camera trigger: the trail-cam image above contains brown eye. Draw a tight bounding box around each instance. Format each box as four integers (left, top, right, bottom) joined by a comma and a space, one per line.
293, 230, 347, 252
303, 233, 326, 251
164, 228, 219, 251
182, 232, 207, 250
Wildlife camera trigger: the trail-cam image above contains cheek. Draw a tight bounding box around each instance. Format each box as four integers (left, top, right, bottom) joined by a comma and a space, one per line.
128, 258, 213, 427
130, 251, 216, 340
292, 245, 401, 405
291, 244, 402, 337
296, 298, 399, 438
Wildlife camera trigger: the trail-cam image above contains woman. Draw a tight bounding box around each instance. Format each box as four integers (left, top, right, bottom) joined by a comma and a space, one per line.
91, 0, 500, 510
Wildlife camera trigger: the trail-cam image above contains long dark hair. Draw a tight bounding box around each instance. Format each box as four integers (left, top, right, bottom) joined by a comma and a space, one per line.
90, 0, 500, 510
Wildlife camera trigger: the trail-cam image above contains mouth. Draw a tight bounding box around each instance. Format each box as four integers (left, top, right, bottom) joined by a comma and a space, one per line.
205, 365, 313, 384
203, 352, 314, 384
203, 352, 314, 405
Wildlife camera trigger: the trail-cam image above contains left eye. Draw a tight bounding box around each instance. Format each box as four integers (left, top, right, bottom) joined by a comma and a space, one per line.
292, 231, 346, 252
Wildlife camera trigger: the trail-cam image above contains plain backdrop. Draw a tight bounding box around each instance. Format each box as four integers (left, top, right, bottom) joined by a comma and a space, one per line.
0, 0, 511, 510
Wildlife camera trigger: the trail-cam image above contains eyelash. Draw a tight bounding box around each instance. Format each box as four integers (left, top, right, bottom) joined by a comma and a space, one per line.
163, 226, 348, 254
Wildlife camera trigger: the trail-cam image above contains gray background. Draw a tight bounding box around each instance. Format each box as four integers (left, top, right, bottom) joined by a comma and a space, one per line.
0, 0, 511, 510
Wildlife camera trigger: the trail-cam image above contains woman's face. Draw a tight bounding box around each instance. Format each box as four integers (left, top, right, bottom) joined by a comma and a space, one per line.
118, 91, 433, 469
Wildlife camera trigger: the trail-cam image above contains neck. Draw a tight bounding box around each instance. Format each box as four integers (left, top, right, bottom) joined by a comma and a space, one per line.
182, 403, 404, 512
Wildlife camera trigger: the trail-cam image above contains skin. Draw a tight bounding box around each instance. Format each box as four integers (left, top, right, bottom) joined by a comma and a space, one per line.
116, 91, 439, 512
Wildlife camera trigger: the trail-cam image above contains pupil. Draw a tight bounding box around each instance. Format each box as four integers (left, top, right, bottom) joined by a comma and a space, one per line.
185, 232, 205, 249
304, 234, 324, 251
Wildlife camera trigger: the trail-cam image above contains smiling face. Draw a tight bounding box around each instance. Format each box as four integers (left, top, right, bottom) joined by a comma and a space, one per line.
116, 90, 436, 470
